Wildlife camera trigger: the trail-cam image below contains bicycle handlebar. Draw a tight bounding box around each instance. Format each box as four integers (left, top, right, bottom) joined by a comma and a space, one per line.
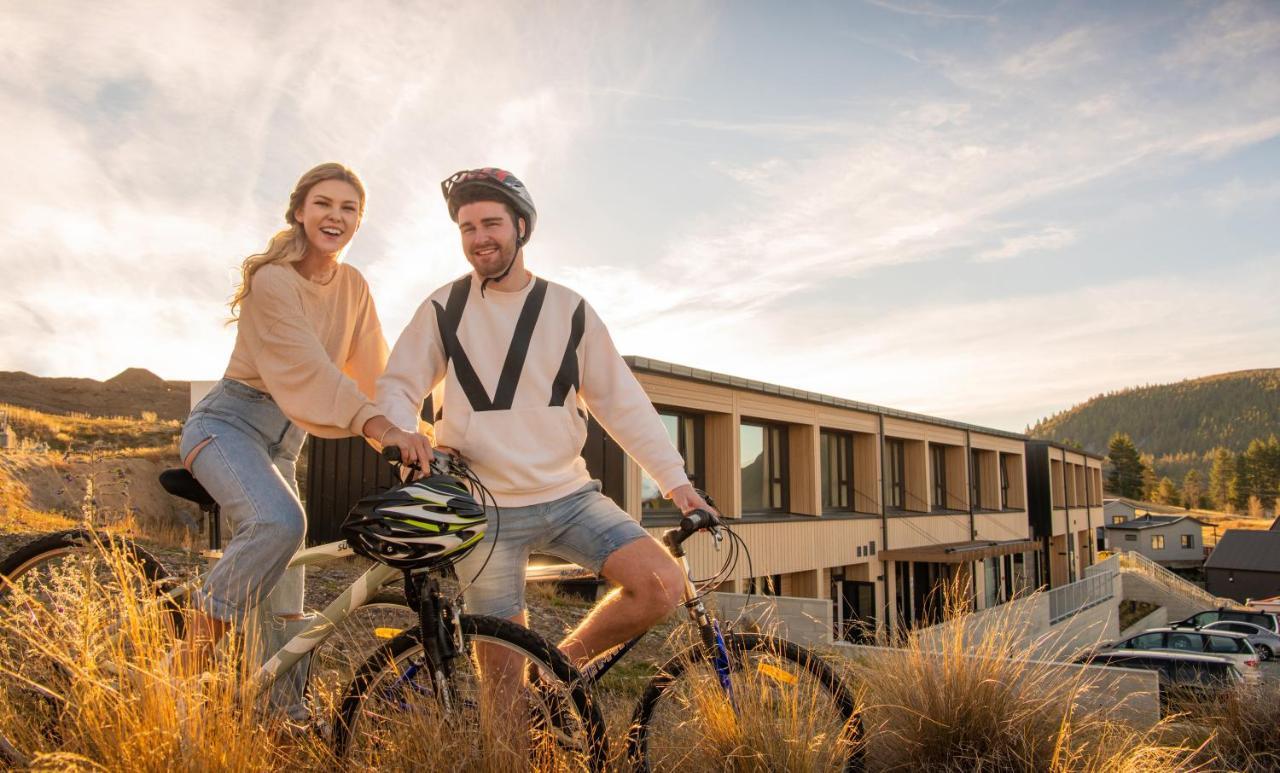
380, 445, 467, 477
661, 508, 723, 557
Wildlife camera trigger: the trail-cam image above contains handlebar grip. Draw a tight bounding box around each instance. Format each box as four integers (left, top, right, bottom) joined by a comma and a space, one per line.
381, 446, 402, 463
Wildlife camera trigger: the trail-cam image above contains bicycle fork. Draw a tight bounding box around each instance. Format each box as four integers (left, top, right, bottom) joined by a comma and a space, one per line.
676, 555, 738, 710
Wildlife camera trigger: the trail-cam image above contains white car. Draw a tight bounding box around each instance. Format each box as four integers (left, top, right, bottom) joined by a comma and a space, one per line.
1107, 627, 1261, 681
1201, 620, 1280, 661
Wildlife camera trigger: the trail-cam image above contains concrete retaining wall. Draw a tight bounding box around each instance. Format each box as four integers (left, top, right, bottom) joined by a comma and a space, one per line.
709, 592, 833, 646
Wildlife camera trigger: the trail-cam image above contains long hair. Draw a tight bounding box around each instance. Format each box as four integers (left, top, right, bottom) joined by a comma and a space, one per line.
228, 162, 367, 320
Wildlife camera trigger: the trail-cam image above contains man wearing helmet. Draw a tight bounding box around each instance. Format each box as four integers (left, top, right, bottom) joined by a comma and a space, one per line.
365, 167, 712, 672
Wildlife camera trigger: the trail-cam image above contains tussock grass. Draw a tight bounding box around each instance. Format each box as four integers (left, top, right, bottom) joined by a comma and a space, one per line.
849, 576, 1203, 771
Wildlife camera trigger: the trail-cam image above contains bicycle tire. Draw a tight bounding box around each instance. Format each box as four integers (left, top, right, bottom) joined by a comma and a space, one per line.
626, 631, 864, 772
0, 529, 182, 766
334, 614, 609, 771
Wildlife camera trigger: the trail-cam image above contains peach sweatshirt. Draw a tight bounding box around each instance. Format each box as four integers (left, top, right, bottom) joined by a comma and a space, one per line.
377, 272, 689, 507
225, 262, 389, 439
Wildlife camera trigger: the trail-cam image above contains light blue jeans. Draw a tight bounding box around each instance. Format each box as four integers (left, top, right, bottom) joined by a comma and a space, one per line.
179, 378, 308, 623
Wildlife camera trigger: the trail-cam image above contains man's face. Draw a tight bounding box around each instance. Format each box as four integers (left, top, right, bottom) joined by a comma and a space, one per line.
457, 200, 521, 277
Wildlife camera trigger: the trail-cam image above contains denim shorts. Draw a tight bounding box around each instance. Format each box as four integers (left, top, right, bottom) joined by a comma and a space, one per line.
179, 378, 307, 622
451, 480, 649, 619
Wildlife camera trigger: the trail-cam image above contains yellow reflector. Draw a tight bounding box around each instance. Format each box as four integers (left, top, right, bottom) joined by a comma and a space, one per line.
756, 662, 797, 685
374, 627, 403, 640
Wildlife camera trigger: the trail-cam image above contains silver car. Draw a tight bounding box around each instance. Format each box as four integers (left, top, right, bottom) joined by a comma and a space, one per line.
1201, 620, 1280, 661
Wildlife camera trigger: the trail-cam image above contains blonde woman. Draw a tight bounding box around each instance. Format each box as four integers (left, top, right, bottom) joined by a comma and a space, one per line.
178, 163, 389, 687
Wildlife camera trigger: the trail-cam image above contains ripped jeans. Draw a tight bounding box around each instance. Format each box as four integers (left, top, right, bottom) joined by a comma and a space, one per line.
179, 378, 308, 622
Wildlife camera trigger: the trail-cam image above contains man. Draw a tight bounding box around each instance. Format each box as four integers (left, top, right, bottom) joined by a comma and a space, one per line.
367, 167, 712, 670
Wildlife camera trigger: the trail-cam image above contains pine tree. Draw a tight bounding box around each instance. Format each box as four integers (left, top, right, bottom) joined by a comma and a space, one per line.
1230, 453, 1251, 511
1208, 447, 1233, 510
1154, 477, 1181, 507
1141, 459, 1158, 501
1182, 469, 1205, 510
1106, 433, 1145, 499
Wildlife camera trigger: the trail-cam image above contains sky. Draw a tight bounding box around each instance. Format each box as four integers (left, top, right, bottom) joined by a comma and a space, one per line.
1, 0, 1278, 432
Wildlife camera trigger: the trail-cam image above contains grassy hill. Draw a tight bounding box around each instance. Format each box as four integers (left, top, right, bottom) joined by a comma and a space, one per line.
0, 368, 190, 422
1029, 369, 1280, 458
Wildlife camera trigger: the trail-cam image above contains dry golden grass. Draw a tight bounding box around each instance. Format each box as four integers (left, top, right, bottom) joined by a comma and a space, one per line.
848, 577, 1204, 772
2, 403, 181, 454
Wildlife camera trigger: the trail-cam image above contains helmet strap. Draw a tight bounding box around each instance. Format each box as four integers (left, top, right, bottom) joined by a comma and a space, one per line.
479, 218, 526, 298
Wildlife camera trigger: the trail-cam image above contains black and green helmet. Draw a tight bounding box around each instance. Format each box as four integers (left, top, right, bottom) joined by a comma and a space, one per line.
342, 473, 487, 570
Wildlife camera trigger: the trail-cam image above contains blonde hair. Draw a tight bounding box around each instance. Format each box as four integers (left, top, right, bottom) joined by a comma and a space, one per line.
229, 162, 367, 319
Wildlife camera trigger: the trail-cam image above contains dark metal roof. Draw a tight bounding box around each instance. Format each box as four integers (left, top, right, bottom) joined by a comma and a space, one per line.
1205, 530, 1280, 573
625, 355, 1029, 442
1106, 515, 1205, 531
1104, 497, 1186, 516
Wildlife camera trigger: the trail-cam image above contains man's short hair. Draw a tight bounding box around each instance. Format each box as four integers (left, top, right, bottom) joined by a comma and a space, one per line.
451, 187, 523, 235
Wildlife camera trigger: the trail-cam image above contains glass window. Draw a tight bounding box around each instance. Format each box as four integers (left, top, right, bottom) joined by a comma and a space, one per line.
1129, 633, 1164, 649
931, 444, 948, 509
821, 430, 853, 512
1167, 633, 1198, 651
1125, 534, 1137, 542
1152, 535, 1165, 550
970, 449, 982, 509
1206, 636, 1244, 654
1180, 534, 1194, 549
641, 410, 703, 514
1112, 516, 1126, 525
999, 455, 1010, 509
885, 439, 906, 509
740, 422, 787, 512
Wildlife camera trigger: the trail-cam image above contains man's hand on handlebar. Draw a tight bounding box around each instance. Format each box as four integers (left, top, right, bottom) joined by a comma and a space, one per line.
669, 484, 715, 518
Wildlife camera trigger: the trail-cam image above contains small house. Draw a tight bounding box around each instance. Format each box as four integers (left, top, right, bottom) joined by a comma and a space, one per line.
1103, 514, 1206, 569
1204, 530, 1280, 603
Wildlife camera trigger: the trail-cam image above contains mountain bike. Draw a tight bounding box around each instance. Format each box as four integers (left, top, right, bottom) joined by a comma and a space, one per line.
592, 505, 866, 771
0, 450, 608, 769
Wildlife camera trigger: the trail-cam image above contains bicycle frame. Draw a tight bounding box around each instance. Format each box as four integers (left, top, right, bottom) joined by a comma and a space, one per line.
94, 537, 406, 693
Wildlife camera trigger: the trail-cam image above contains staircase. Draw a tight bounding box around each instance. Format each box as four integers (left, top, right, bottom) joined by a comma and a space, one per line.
1110, 550, 1240, 624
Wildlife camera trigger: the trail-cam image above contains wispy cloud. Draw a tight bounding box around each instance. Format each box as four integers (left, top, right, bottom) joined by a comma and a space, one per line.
975, 225, 1075, 263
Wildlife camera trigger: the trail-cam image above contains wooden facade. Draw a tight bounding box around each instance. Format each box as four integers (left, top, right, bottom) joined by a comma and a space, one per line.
296, 357, 1099, 639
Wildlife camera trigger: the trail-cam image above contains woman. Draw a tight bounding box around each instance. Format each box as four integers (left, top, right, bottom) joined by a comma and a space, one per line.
179, 163, 391, 685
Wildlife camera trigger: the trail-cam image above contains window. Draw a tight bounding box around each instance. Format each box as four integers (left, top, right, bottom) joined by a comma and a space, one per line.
999, 455, 1011, 509
748, 574, 782, 596
1180, 534, 1194, 549
1112, 516, 1126, 525
641, 410, 703, 514
1129, 633, 1163, 649
970, 450, 978, 506
1125, 534, 1137, 542
1151, 535, 1165, 550
885, 438, 906, 509
820, 430, 853, 512
740, 422, 788, 512
931, 445, 948, 509
1206, 636, 1244, 654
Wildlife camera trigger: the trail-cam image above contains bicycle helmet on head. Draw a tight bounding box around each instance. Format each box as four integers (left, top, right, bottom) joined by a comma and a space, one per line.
342, 473, 487, 571
441, 167, 538, 294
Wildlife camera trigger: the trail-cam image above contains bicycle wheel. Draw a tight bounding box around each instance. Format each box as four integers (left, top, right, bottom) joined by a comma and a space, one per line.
335, 614, 609, 771
627, 631, 864, 772
0, 529, 182, 765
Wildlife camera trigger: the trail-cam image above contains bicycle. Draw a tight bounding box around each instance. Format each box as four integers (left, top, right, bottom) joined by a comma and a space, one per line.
0, 449, 608, 769
369, 497, 868, 771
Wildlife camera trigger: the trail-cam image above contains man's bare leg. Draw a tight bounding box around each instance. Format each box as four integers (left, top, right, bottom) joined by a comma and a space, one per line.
558, 537, 685, 669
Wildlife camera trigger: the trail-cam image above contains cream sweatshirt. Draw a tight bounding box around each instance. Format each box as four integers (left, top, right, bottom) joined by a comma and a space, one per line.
225, 262, 389, 439
377, 272, 690, 507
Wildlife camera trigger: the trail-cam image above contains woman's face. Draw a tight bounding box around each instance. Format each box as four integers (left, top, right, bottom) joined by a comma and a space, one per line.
294, 179, 362, 257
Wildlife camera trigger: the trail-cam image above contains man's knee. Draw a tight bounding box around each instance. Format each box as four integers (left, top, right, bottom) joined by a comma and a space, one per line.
628, 559, 685, 621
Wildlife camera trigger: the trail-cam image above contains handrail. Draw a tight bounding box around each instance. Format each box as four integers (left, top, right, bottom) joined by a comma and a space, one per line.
1116, 550, 1239, 609
1048, 569, 1116, 624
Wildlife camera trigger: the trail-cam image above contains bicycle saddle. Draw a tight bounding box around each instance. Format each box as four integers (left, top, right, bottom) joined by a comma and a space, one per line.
159, 468, 216, 509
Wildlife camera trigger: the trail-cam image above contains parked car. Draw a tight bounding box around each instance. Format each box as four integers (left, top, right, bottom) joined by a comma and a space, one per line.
1200, 620, 1280, 660
1102, 627, 1260, 680
1075, 650, 1243, 711
1172, 608, 1279, 633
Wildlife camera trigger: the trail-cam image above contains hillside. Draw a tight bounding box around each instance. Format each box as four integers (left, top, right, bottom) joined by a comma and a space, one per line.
1028, 369, 1280, 458
0, 369, 190, 421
